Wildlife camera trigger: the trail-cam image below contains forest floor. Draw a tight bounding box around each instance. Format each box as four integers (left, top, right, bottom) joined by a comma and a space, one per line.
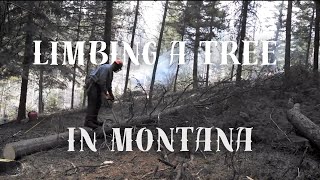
1, 66, 320, 179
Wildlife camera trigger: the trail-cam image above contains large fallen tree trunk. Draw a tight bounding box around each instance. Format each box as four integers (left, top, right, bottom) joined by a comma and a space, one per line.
3, 128, 91, 160
287, 103, 320, 150
3, 105, 185, 160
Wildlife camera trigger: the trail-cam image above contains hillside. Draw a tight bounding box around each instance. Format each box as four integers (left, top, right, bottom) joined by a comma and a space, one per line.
1, 67, 320, 179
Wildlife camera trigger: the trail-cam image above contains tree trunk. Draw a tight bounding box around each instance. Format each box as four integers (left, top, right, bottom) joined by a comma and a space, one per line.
230, 65, 235, 81
173, 37, 185, 92
205, 14, 215, 87
82, 5, 98, 107
0, 81, 5, 115
193, 27, 200, 89
314, 1, 320, 73
287, 104, 320, 150
306, 5, 315, 66
173, 3, 187, 92
148, 0, 169, 107
17, 3, 33, 122
124, 0, 140, 95
193, 3, 201, 89
205, 65, 209, 87
104, 0, 113, 63
259, 1, 284, 76
71, 71, 76, 109
71, 0, 84, 109
284, 0, 292, 82
231, 13, 243, 81
38, 67, 44, 114
82, 55, 91, 107
0, 1, 9, 46
272, 0, 284, 65
3, 129, 86, 160
38, 33, 44, 114
236, 0, 249, 83
173, 64, 180, 92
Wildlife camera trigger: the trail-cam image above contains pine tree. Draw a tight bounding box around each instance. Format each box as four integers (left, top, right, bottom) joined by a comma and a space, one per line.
104, 0, 113, 63
284, 0, 293, 82
292, 1, 315, 65
124, 0, 140, 95
236, 0, 250, 83
148, 0, 169, 107
314, 1, 320, 73
17, 2, 34, 122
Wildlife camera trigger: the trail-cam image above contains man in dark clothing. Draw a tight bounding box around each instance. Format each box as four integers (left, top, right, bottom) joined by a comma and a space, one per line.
84, 59, 123, 129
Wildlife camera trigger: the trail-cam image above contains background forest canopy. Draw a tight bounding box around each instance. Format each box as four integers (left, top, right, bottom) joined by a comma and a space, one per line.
0, 1, 319, 122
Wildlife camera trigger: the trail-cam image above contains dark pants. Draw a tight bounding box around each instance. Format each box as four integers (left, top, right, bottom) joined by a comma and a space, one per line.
85, 81, 102, 123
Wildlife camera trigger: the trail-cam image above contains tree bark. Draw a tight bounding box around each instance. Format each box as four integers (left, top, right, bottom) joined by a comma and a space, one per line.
231, 11, 244, 81
82, 54, 91, 107
231, 19, 241, 81
173, 64, 180, 92
193, 26, 200, 89
271, 0, 284, 66
230, 65, 235, 81
206, 14, 215, 87
0, 80, 4, 115
104, 0, 113, 63
148, 0, 169, 107
71, 0, 83, 109
173, 3, 187, 92
38, 66, 44, 114
173, 37, 185, 93
192, 3, 201, 89
3, 129, 86, 160
0, 1, 9, 46
82, 4, 98, 107
38, 33, 44, 114
17, 3, 34, 122
306, 5, 315, 66
287, 104, 320, 150
284, 0, 292, 82
124, 0, 140, 95
314, 1, 320, 73
236, 0, 249, 83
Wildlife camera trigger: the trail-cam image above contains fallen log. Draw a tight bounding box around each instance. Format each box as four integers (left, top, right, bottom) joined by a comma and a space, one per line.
287, 103, 320, 150
3, 128, 91, 160
3, 105, 185, 160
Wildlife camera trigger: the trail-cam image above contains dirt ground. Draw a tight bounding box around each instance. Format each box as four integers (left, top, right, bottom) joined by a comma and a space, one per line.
1, 67, 320, 179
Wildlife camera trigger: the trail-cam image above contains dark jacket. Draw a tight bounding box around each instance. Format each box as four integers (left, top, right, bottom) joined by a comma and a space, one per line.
89, 64, 113, 93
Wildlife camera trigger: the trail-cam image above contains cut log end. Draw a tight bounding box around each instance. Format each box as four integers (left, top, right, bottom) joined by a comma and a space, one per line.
293, 103, 300, 111
3, 145, 15, 160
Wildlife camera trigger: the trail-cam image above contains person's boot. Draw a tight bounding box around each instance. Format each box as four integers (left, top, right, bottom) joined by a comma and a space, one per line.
84, 120, 100, 129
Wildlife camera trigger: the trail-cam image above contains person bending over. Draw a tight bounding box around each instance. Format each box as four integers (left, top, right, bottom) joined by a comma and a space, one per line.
84, 59, 123, 129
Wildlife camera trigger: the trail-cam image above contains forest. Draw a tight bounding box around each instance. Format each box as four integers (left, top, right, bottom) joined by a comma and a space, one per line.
1, 0, 320, 179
